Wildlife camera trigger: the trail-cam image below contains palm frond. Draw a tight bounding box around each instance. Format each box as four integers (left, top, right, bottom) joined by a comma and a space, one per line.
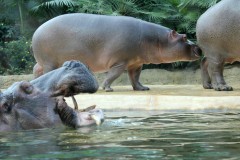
31, 0, 75, 13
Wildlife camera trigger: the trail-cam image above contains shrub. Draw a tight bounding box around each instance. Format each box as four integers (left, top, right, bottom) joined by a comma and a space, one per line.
0, 37, 35, 75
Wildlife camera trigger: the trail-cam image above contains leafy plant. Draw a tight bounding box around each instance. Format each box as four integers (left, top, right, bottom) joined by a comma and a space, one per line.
0, 37, 35, 75
30, 0, 75, 22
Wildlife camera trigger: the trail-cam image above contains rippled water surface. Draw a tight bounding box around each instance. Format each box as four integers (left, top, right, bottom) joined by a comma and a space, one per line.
0, 110, 240, 159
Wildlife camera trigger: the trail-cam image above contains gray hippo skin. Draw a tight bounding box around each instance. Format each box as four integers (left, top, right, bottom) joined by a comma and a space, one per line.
32, 60, 99, 97
196, 0, 240, 91
32, 13, 201, 92
0, 61, 104, 132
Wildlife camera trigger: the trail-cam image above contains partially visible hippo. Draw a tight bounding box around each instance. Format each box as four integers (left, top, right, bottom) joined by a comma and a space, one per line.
0, 61, 104, 132
32, 60, 99, 109
32, 13, 201, 92
196, 0, 240, 91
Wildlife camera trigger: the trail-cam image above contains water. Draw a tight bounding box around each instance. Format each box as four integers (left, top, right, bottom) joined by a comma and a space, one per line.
0, 110, 240, 160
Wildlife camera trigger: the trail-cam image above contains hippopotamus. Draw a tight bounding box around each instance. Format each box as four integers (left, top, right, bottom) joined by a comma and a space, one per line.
32, 13, 201, 92
0, 61, 104, 132
196, 0, 240, 91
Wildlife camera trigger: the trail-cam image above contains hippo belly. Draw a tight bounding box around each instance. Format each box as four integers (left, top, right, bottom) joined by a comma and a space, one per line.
196, 0, 240, 91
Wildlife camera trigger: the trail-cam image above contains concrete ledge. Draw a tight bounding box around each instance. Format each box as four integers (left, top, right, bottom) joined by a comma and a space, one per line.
65, 85, 240, 111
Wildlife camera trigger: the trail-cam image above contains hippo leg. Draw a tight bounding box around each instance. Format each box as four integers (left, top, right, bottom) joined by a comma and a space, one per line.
200, 57, 212, 89
33, 63, 43, 78
42, 64, 58, 75
128, 65, 149, 91
207, 58, 233, 91
102, 62, 126, 92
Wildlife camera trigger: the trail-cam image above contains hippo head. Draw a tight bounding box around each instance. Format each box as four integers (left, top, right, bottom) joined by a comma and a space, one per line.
0, 61, 104, 132
0, 81, 58, 131
160, 30, 202, 63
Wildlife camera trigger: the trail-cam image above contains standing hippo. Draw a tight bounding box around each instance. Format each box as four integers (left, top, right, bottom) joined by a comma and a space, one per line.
196, 0, 240, 91
32, 13, 201, 92
0, 61, 104, 132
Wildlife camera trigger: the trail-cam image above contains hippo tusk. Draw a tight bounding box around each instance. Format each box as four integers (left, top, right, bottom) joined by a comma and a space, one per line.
90, 114, 102, 126
71, 96, 79, 110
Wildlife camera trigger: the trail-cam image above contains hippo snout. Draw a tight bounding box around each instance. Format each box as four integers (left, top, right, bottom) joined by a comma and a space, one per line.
187, 40, 202, 59
192, 45, 202, 57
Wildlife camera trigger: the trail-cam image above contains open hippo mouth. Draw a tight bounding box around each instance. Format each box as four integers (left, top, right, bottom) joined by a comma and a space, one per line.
193, 45, 202, 58
187, 40, 202, 58
0, 61, 104, 131
56, 97, 104, 128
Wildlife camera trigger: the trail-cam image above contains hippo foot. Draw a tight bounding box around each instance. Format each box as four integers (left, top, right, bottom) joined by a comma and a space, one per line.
133, 86, 150, 91
103, 86, 114, 92
213, 84, 233, 91
203, 83, 213, 89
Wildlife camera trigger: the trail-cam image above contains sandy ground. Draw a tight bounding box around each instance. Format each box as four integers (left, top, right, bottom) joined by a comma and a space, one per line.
65, 85, 240, 111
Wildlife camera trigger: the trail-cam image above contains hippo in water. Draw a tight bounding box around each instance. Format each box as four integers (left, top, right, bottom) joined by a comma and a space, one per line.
0, 61, 104, 132
32, 13, 202, 92
196, 0, 240, 91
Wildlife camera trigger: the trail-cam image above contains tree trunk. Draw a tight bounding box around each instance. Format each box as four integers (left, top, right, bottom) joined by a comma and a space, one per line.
18, 0, 24, 34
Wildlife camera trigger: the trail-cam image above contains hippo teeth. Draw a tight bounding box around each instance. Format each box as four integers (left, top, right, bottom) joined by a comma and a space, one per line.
90, 114, 102, 126
71, 96, 78, 110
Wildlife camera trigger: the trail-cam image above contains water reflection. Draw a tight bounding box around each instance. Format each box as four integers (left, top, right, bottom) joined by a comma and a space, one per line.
0, 110, 240, 159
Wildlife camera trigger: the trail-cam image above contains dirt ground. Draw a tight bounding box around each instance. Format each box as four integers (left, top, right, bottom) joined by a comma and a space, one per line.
0, 65, 240, 89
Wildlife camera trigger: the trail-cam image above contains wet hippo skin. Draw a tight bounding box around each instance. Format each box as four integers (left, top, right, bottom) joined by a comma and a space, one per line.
0, 61, 104, 132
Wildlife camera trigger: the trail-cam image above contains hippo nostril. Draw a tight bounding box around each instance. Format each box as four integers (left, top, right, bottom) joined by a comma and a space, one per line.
2, 102, 11, 113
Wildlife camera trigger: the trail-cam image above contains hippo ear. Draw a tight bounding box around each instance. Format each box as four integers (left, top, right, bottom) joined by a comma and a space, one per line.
182, 34, 187, 42
20, 81, 33, 94
169, 30, 178, 40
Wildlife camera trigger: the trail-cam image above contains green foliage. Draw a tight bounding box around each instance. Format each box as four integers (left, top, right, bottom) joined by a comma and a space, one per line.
74, 0, 177, 22
0, 23, 18, 42
0, 0, 75, 75
0, 37, 35, 75
178, 0, 219, 9
0, 21, 22, 74
30, 0, 75, 22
